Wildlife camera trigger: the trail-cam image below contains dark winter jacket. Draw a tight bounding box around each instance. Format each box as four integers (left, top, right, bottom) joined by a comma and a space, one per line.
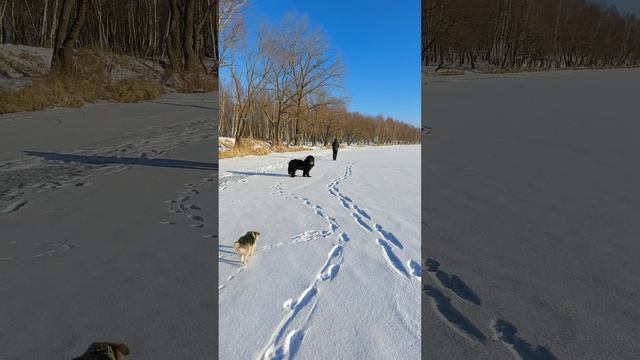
332, 140, 339, 151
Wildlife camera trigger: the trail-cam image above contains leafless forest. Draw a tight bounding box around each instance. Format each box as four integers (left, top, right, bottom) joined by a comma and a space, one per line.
422, 0, 640, 69
219, 7, 420, 148
0, 0, 217, 73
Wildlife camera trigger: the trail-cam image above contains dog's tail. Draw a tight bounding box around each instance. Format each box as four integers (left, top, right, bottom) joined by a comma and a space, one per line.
233, 241, 240, 251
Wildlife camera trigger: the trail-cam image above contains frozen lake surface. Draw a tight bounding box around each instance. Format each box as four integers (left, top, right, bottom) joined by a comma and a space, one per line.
422, 69, 640, 359
1, 93, 218, 359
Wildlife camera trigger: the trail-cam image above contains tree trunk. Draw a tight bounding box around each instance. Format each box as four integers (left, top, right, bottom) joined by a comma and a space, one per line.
212, 0, 219, 77
183, 0, 198, 71
58, 0, 88, 73
51, 0, 74, 72
167, 0, 183, 72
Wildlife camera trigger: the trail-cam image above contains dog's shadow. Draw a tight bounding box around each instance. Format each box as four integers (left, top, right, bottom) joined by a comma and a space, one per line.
219, 244, 234, 254
219, 258, 243, 266
218, 244, 244, 267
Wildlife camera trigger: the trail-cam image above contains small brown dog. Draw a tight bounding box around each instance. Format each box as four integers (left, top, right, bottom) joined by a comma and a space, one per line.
234, 231, 260, 264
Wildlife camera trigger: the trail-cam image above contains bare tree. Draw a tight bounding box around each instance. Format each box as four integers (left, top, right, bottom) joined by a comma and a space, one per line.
274, 15, 343, 145
51, 0, 89, 73
228, 46, 268, 145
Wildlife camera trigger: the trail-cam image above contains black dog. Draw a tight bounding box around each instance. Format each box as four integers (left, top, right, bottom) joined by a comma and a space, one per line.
288, 155, 315, 177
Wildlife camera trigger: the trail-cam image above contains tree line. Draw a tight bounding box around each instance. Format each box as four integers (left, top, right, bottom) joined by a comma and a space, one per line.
219, 11, 420, 147
0, 0, 218, 74
422, 0, 640, 69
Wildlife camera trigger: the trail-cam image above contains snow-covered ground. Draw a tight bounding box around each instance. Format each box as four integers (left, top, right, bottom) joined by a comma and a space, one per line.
422, 68, 640, 359
219, 145, 421, 359
1, 93, 218, 359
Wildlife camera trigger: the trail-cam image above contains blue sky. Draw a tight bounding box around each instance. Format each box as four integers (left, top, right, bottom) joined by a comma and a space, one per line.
243, 0, 421, 127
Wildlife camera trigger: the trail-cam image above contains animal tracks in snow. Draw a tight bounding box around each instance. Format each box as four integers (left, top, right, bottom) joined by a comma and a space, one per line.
262, 230, 348, 359
291, 230, 331, 244
408, 260, 421, 279
161, 179, 212, 230
327, 164, 417, 284
376, 238, 409, 278
223, 159, 419, 358
426, 258, 481, 306
423, 285, 487, 343
352, 205, 370, 220
159, 173, 215, 261
351, 212, 372, 231
374, 224, 403, 250
491, 319, 558, 360
422, 258, 557, 359
219, 162, 287, 192
320, 264, 340, 281
1, 118, 214, 215
3, 241, 79, 262
260, 165, 361, 359
422, 259, 485, 344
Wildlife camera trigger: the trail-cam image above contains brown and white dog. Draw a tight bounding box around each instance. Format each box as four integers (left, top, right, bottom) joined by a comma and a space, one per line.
234, 231, 260, 264
72, 342, 130, 360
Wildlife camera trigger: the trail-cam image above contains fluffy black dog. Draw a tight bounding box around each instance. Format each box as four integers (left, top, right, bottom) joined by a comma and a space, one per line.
288, 155, 315, 177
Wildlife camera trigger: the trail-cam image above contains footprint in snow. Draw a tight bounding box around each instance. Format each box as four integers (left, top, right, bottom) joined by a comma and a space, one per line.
352, 205, 370, 220
377, 238, 409, 278
320, 264, 340, 281
374, 224, 403, 249
351, 213, 372, 232
423, 285, 486, 343
425, 258, 481, 306
491, 319, 558, 360
408, 260, 422, 279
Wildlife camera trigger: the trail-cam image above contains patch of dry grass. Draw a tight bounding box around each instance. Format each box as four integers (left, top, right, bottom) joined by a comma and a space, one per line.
0, 47, 220, 114
271, 144, 311, 153
110, 79, 165, 103
437, 69, 465, 76
0, 74, 104, 113
168, 71, 217, 93
0, 74, 165, 114
219, 139, 311, 159
0, 49, 168, 114
219, 144, 271, 159
484, 67, 547, 74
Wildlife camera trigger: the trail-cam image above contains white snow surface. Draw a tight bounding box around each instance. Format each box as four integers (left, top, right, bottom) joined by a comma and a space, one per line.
219, 145, 421, 359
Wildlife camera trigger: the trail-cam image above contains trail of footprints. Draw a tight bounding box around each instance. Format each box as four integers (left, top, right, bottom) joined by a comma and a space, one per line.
218, 161, 419, 358
160, 174, 216, 241
257, 162, 421, 359
326, 164, 420, 282
219, 162, 286, 192
261, 231, 350, 359
422, 259, 558, 359
1, 240, 79, 262
259, 171, 352, 360
217, 165, 351, 358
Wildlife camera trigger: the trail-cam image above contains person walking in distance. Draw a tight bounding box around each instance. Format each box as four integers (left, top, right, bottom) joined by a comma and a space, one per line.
332, 138, 339, 160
